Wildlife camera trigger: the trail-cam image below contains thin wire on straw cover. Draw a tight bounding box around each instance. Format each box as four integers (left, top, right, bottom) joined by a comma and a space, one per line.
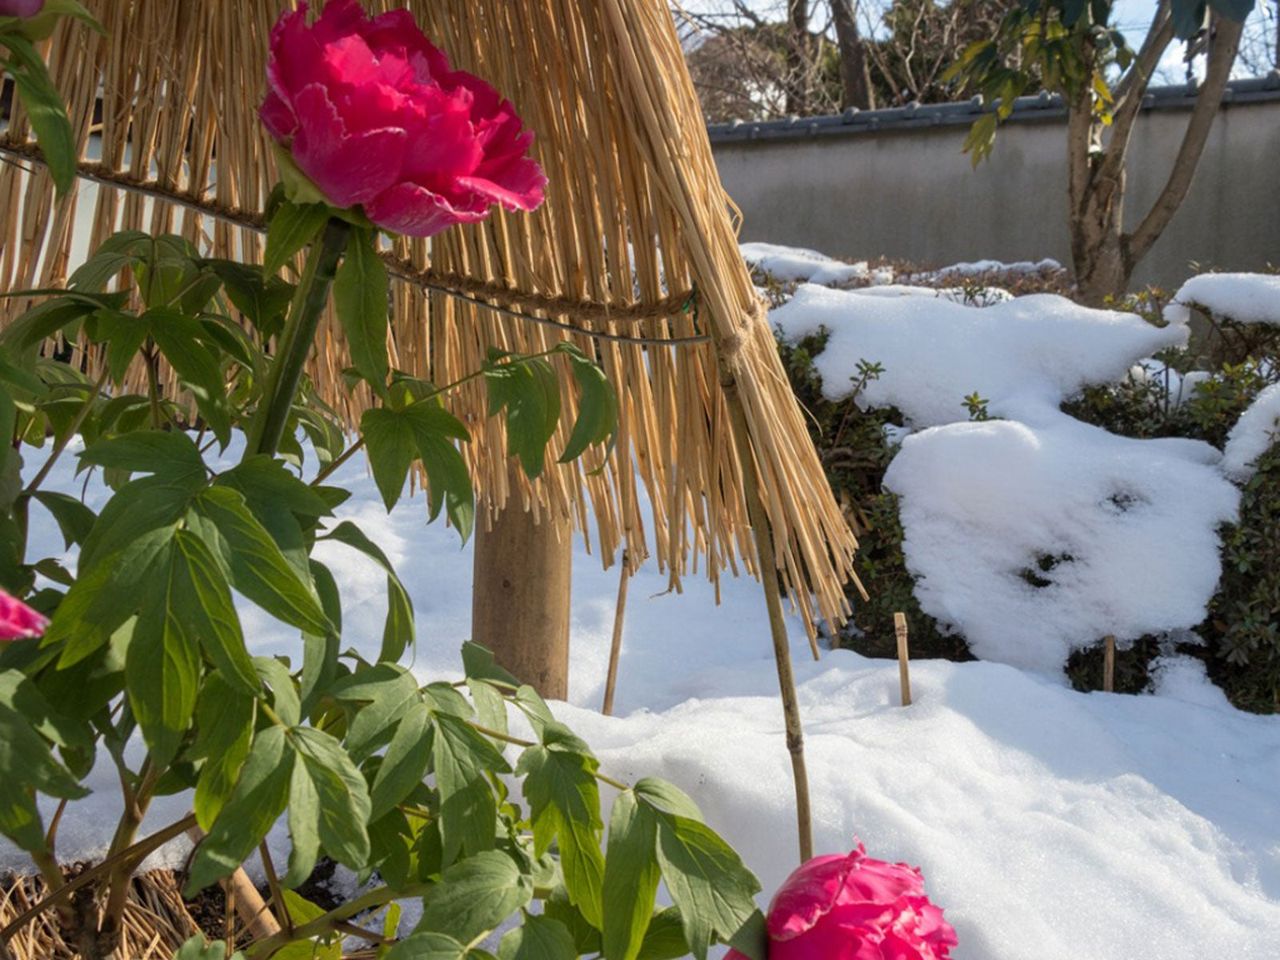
0, 0, 864, 638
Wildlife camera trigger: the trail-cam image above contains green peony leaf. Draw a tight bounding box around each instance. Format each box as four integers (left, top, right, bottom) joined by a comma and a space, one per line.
333, 226, 390, 397
418, 851, 533, 945
186, 726, 294, 895
499, 915, 578, 960
602, 790, 662, 960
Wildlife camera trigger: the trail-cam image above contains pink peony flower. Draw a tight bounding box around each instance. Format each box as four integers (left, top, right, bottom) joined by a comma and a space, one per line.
260, 0, 546, 238
0, 0, 44, 17
0, 590, 49, 641
727, 842, 957, 960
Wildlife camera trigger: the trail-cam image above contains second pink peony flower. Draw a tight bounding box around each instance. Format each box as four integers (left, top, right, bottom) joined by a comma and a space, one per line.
726, 842, 957, 960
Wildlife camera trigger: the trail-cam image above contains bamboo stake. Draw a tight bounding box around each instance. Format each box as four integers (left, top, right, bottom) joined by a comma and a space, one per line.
604, 552, 634, 716
601, 551, 631, 716
186, 828, 280, 942
724, 377, 813, 862
894, 612, 912, 707
1103, 635, 1116, 693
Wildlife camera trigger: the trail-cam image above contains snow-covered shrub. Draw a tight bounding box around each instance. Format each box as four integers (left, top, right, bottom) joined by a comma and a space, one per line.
767, 255, 1280, 708
1210, 439, 1280, 711
774, 330, 964, 661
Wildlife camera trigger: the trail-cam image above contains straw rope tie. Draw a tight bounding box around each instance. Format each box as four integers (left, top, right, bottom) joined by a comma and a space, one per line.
0, 139, 710, 347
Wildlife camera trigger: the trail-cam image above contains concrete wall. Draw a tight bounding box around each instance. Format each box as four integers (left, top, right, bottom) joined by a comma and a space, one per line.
709, 82, 1280, 290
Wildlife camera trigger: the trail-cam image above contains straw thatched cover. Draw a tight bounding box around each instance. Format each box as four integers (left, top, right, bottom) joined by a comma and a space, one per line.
0, 0, 863, 636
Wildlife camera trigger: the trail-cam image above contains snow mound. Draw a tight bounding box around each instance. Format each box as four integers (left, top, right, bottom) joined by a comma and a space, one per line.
842, 283, 1013, 307
771, 285, 1188, 426
1222, 382, 1280, 480
571, 653, 1280, 960
740, 242, 874, 286
1168, 272, 1280, 327
883, 414, 1238, 672
916, 257, 1063, 281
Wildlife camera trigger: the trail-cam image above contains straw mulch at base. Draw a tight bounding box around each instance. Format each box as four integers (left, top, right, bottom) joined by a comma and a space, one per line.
0, 869, 201, 960
0, 0, 864, 640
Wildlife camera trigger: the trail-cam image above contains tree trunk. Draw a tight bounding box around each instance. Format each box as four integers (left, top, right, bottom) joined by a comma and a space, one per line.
1073, 226, 1130, 307
471, 495, 573, 700
831, 0, 875, 110
785, 0, 811, 115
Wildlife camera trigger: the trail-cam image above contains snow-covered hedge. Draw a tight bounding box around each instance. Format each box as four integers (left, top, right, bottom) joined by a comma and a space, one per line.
758, 244, 1280, 697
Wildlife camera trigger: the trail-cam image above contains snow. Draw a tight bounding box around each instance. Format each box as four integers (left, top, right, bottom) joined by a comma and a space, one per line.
770, 275, 1241, 671
883, 414, 1239, 671
1222, 382, 1280, 480
771, 284, 1188, 427
910, 258, 1063, 284
4, 435, 1279, 959
1168, 272, 1280, 327
740, 241, 876, 286
841, 283, 1014, 307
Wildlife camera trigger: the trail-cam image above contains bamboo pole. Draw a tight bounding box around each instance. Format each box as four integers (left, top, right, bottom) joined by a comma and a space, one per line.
186, 828, 280, 942
601, 552, 631, 716
724, 376, 813, 862
894, 612, 912, 707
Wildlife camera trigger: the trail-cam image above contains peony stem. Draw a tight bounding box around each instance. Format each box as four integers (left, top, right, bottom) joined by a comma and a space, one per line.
243, 218, 351, 460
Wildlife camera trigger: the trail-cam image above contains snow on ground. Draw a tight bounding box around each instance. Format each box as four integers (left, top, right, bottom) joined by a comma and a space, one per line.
740, 242, 883, 286
912, 258, 1063, 282
771, 284, 1187, 426
839, 283, 1013, 307
1168, 272, 1280, 327
1222, 382, 1280, 480
883, 414, 1238, 670
4, 437, 1280, 959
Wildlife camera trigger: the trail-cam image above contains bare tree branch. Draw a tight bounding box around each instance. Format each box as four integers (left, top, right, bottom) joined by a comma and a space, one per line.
1126, 14, 1246, 265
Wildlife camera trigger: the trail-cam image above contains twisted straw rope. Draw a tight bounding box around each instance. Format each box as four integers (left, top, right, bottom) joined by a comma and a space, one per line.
0, 139, 713, 346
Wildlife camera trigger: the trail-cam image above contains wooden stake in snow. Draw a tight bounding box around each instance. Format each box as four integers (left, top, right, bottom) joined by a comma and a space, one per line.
894, 612, 912, 707
601, 553, 631, 716
1103, 635, 1116, 693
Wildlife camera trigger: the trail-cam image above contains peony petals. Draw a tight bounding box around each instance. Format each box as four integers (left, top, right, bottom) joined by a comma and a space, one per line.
457, 162, 547, 212
0, 0, 45, 17
363, 8, 454, 83
290, 84, 406, 207
0, 590, 49, 641
261, 0, 545, 232
761, 845, 957, 960
767, 853, 855, 940
400, 91, 484, 182
365, 182, 488, 239
772, 918, 877, 960
259, 91, 297, 141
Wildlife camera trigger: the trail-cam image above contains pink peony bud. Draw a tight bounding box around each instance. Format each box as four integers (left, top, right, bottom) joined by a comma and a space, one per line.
0, 589, 49, 641
260, 0, 546, 238
727, 842, 958, 960
0, 0, 45, 17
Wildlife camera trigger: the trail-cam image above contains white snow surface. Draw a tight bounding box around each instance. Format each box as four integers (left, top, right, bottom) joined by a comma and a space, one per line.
771, 284, 1188, 426
4, 438, 1279, 959
1222, 382, 1280, 480
840, 283, 1014, 307
883, 413, 1239, 670
771, 274, 1239, 671
740, 242, 876, 286
1169, 272, 1280, 327
916, 257, 1063, 281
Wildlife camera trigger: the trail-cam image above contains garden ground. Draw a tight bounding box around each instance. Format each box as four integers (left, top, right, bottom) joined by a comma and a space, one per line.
5, 434, 1278, 959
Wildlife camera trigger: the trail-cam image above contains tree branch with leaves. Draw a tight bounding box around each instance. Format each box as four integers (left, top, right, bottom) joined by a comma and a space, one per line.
947, 0, 1254, 304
